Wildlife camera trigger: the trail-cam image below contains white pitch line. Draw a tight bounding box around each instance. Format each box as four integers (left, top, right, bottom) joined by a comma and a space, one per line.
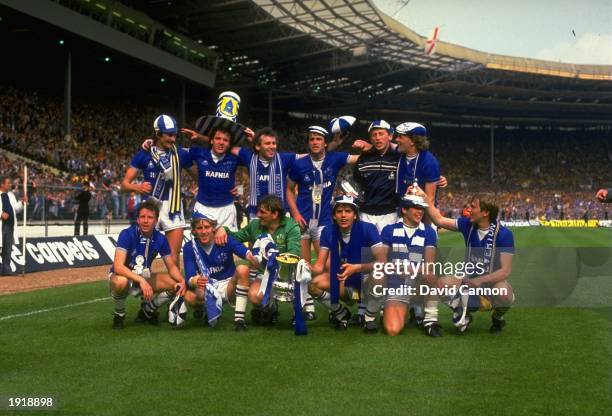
0, 297, 110, 321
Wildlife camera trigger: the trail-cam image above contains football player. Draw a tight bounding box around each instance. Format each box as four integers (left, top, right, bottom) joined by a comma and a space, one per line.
412, 185, 515, 333
182, 213, 258, 331
380, 195, 440, 337
309, 195, 386, 332
121, 115, 193, 267
215, 195, 301, 324
108, 199, 186, 329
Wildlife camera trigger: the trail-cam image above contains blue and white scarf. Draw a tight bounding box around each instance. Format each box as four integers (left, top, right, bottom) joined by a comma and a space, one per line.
329, 221, 364, 304
462, 220, 500, 310
467, 220, 500, 276
150, 144, 181, 218
191, 238, 223, 326
253, 233, 279, 307
248, 153, 284, 212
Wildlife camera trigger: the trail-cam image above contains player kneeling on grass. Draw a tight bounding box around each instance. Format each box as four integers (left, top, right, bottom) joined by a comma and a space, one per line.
380, 195, 440, 337
109, 199, 186, 329
182, 213, 258, 331
411, 185, 515, 333
309, 195, 386, 332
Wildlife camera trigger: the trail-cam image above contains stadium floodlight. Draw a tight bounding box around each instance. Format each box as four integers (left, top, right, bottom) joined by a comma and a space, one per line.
59, 39, 65, 45
104, 56, 111, 62
160, 77, 166, 83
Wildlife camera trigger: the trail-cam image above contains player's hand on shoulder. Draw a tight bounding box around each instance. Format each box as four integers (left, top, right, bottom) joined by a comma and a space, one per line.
596, 188, 608, 202
214, 227, 228, 246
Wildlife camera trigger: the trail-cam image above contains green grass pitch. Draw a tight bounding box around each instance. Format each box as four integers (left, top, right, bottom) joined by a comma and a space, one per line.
1, 228, 610, 415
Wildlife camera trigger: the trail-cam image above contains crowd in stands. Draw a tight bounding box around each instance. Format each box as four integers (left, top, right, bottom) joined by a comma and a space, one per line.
1, 86, 610, 222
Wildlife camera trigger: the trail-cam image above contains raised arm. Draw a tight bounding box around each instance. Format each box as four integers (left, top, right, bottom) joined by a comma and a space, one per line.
410, 184, 458, 231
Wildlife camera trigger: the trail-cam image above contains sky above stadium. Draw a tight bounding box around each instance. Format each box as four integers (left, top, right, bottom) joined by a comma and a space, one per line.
374, 0, 612, 65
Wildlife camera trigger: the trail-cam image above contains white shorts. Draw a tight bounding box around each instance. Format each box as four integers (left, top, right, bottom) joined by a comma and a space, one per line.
360, 212, 399, 233
214, 278, 232, 303
157, 200, 186, 232
193, 201, 238, 231
301, 220, 325, 241
108, 272, 149, 297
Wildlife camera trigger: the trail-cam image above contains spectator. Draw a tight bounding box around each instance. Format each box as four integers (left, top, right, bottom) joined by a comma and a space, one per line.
74, 182, 92, 235
0, 176, 23, 275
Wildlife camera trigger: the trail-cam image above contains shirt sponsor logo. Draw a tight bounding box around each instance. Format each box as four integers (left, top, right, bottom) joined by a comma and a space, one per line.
205, 171, 230, 179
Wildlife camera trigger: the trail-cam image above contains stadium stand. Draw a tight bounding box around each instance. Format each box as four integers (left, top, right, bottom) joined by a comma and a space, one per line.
1, 85, 610, 221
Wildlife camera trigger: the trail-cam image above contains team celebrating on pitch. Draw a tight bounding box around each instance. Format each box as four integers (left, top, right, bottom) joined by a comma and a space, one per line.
107, 100, 515, 336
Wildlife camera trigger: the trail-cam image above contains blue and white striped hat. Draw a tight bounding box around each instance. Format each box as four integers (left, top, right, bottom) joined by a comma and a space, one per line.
368, 119, 393, 134
395, 122, 427, 137
332, 195, 359, 211
329, 115, 356, 134
153, 114, 178, 135
307, 125, 329, 139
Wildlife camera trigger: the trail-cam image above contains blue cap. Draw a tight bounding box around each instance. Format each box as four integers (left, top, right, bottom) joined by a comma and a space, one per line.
395, 122, 427, 137
153, 114, 178, 135
329, 116, 356, 135
368, 119, 393, 134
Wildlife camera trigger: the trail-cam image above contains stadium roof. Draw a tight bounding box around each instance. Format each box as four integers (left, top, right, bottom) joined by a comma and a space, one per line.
30, 0, 612, 125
